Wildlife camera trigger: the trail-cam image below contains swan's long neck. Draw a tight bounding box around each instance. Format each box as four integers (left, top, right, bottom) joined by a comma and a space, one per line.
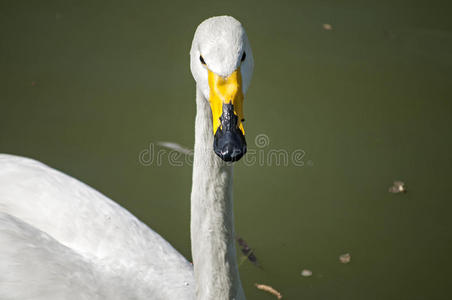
190, 87, 245, 300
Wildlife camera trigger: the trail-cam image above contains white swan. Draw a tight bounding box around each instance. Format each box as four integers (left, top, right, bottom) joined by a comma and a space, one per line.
0, 15, 254, 300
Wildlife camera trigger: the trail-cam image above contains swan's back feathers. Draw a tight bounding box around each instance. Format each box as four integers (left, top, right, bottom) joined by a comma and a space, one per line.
0, 212, 107, 300
0, 154, 195, 300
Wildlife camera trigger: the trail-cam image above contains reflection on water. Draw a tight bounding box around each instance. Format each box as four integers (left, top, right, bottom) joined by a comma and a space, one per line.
1, 0, 451, 299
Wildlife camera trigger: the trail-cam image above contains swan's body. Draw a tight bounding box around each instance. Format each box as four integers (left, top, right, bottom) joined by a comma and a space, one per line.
0, 16, 253, 300
0, 154, 194, 299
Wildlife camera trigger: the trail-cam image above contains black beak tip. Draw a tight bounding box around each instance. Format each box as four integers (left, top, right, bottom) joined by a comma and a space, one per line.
215, 143, 247, 162
213, 102, 247, 163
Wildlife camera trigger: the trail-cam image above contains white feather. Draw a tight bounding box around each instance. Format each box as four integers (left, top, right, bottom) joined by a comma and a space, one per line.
157, 142, 193, 155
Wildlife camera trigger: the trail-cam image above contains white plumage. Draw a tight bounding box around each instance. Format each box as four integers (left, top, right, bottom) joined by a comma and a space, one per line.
0, 154, 194, 300
0, 15, 254, 300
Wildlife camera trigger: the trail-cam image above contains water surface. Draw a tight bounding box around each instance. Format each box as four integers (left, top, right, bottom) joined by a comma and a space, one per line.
1, 1, 451, 299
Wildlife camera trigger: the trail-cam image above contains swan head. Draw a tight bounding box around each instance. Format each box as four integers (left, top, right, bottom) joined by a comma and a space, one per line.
190, 16, 254, 162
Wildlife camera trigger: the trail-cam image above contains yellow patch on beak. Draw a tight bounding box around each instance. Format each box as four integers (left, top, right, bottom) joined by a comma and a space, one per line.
208, 68, 245, 135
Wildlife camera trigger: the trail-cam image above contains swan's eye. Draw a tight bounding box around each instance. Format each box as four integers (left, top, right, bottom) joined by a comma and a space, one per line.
200, 55, 206, 65
241, 52, 246, 62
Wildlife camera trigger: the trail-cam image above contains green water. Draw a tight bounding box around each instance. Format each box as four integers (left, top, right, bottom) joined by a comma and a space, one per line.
1, 0, 451, 299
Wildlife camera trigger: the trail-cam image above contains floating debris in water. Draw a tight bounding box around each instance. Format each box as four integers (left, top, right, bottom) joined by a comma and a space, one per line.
300, 269, 313, 277
388, 181, 406, 194
157, 141, 193, 155
339, 253, 351, 264
31, 81, 37, 87
323, 23, 333, 30
236, 236, 259, 267
255, 283, 282, 299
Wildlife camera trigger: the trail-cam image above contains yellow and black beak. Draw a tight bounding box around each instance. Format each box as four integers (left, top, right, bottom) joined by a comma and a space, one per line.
208, 68, 246, 162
